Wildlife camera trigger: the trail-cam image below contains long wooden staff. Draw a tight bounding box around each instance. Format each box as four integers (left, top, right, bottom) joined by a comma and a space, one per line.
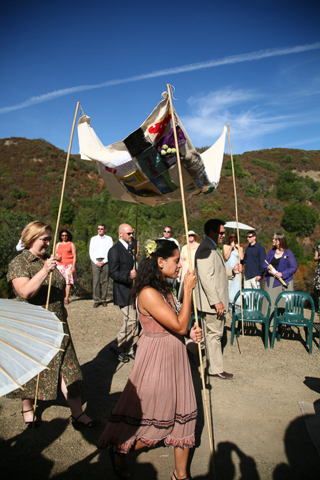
132, 203, 139, 337
227, 124, 244, 337
32, 102, 80, 429
167, 84, 215, 479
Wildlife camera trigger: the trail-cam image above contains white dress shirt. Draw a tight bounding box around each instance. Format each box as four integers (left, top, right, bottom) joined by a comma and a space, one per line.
89, 234, 113, 264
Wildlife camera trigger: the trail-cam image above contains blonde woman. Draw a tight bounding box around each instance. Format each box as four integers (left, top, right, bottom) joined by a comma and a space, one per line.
7, 221, 99, 429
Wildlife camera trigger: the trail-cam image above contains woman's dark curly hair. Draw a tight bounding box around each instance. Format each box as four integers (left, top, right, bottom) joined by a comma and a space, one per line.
59, 229, 73, 242
131, 239, 179, 298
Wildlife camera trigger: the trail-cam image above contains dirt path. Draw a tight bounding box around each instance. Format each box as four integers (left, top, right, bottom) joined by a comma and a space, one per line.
1, 297, 320, 480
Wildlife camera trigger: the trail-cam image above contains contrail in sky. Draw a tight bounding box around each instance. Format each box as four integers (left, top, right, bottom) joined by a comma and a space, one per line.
1, 42, 319, 114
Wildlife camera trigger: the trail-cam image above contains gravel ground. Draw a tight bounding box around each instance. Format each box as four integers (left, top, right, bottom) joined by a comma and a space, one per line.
1, 297, 320, 480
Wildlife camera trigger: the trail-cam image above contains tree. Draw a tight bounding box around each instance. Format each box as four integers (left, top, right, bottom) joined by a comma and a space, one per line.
50, 196, 75, 224
281, 205, 319, 237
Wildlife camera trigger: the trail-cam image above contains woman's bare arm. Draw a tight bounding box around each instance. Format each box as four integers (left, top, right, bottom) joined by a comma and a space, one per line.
138, 271, 196, 335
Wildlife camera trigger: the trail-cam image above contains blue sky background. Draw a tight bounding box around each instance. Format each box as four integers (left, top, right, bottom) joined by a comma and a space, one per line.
1, 0, 319, 155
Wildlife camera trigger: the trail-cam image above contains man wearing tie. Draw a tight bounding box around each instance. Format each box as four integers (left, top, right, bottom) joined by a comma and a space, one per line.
108, 223, 138, 363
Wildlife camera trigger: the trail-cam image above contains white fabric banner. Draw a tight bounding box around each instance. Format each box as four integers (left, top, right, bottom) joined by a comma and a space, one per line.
78, 92, 226, 206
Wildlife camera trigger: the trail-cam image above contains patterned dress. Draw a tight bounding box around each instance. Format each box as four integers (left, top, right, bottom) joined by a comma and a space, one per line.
98, 293, 198, 453
314, 245, 320, 291
6, 249, 83, 400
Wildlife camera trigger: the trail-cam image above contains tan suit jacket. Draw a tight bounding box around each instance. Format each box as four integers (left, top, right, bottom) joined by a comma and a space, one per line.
195, 236, 233, 313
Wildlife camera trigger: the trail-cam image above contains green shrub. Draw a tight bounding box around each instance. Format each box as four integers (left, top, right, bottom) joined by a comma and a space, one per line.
263, 198, 283, 213
2, 201, 16, 209
221, 158, 250, 179
276, 171, 319, 202
282, 155, 292, 163
43, 174, 52, 181
45, 166, 52, 172
11, 187, 29, 199
301, 157, 310, 164
311, 189, 320, 203
50, 196, 75, 224
251, 158, 279, 171
282, 204, 319, 237
25, 170, 36, 177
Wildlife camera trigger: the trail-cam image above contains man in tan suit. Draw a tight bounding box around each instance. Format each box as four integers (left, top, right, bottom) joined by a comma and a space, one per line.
195, 219, 242, 379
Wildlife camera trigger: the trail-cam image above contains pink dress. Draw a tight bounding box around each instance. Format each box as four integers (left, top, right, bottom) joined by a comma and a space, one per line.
98, 294, 197, 453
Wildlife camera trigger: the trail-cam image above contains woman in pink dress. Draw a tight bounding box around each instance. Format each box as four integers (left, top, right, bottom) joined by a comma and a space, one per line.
55, 229, 77, 305
98, 239, 201, 480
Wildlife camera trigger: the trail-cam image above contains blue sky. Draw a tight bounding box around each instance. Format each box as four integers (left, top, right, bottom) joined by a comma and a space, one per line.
1, 0, 319, 155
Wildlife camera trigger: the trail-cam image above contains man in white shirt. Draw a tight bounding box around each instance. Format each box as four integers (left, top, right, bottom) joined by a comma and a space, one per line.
161, 226, 180, 250
89, 223, 113, 308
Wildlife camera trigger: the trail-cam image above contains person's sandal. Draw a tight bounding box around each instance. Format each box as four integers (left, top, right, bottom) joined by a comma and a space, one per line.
109, 446, 130, 478
71, 412, 101, 429
21, 408, 41, 428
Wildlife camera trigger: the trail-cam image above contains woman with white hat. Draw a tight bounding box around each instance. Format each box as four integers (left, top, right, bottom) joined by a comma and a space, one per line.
178, 230, 200, 302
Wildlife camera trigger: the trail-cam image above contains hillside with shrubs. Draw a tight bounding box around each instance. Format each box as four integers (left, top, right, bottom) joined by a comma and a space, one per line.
1, 137, 320, 301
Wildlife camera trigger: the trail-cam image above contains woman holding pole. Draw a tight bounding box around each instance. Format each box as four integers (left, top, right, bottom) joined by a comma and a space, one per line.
7, 221, 100, 429
98, 239, 201, 480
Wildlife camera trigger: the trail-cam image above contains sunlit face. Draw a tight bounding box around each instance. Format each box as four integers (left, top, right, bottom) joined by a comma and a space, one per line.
246, 233, 256, 245
98, 225, 106, 237
119, 224, 134, 244
273, 236, 280, 248
163, 227, 172, 239
189, 234, 195, 244
61, 232, 68, 242
159, 249, 181, 279
30, 228, 52, 257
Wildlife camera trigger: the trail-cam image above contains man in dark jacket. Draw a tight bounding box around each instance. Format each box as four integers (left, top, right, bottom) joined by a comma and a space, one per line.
108, 223, 138, 362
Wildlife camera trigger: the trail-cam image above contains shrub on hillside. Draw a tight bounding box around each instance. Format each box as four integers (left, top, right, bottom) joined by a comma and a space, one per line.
281, 205, 319, 237
11, 187, 29, 199
251, 158, 279, 171
282, 155, 292, 163
276, 171, 320, 202
221, 158, 250, 179
50, 196, 75, 224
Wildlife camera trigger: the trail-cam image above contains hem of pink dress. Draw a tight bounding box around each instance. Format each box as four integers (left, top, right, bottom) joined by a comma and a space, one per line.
97, 433, 195, 454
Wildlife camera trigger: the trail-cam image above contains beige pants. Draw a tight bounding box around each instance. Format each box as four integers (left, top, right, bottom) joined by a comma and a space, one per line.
114, 304, 139, 355
244, 277, 261, 289
202, 311, 226, 375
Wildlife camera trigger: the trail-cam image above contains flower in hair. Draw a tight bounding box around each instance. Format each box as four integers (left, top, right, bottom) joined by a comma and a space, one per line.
145, 240, 157, 259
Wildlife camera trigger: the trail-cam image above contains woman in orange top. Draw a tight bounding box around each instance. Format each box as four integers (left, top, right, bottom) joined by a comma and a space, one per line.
56, 230, 77, 305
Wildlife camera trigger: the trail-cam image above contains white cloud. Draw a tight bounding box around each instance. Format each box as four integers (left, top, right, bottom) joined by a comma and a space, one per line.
1, 42, 319, 114
181, 86, 320, 151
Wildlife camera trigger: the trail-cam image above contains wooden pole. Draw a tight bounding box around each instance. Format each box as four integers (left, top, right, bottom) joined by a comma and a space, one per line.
32, 102, 80, 429
227, 124, 244, 337
167, 84, 215, 479
46, 102, 80, 309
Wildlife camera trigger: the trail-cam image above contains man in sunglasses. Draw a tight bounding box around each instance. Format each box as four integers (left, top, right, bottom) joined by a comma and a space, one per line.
195, 219, 242, 380
242, 231, 266, 289
108, 223, 138, 363
89, 223, 113, 308
161, 226, 180, 250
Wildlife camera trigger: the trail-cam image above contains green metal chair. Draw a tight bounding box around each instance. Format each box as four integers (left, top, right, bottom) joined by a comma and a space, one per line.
271, 291, 315, 354
231, 289, 271, 349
